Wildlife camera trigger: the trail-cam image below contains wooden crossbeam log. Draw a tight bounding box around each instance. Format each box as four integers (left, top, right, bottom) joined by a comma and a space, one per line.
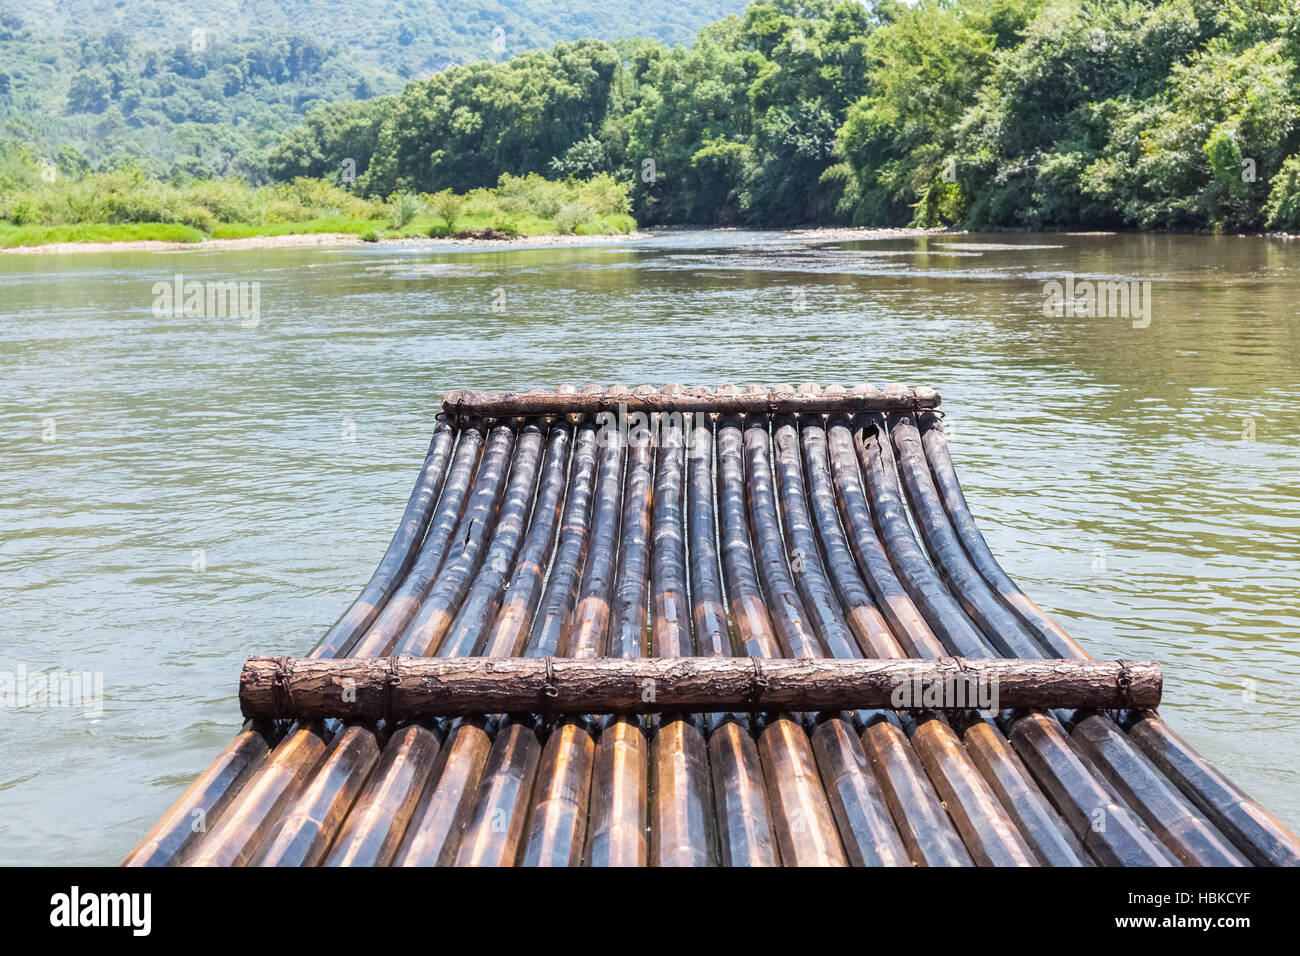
240, 656, 1161, 721
441, 383, 941, 419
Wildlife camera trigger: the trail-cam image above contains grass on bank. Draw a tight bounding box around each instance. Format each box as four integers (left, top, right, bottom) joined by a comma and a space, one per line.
0, 168, 636, 248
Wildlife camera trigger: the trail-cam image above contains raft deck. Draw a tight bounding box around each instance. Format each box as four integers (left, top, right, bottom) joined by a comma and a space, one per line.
125, 384, 1300, 867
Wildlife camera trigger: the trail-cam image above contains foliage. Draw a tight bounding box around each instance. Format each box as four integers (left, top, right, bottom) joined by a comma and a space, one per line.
0, 1, 749, 180
9, 0, 1300, 232
0, 156, 636, 245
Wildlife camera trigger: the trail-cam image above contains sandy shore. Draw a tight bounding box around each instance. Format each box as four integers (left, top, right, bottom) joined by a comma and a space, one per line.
0, 230, 653, 255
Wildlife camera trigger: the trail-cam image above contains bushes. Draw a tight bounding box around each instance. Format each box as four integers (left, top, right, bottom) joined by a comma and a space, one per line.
1265, 154, 1300, 230
386, 191, 423, 228
555, 201, 596, 233
0, 156, 638, 242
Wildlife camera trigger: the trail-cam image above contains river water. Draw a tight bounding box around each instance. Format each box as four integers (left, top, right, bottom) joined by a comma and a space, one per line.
2, 229, 1297, 864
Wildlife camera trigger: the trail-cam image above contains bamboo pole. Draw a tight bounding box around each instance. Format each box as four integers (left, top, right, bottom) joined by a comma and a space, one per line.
442, 383, 941, 419
524, 421, 599, 656
120, 727, 272, 867
454, 718, 543, 866
738, 416, 849, 865
254, 723, 381, 867
825, 419, 948, 658
858, 714, 973, 866
771, 416, 859, 660
800, 416, 1045, 866
314, 419, 459, 659
393, 717, 493, 866
720, 415, 898, 865
608, 438, 654, 658
892, 410, 1248, 866
916, 408, 1300, 866
186, 722, 331, 867
564, 429, 626, 659
649, 408, 718, 867
322, 722, 442, 867
825, 418, 1089, 865
583, 715, 648, 866
481, 423, 572, 657
797, 417, 903, 660
741, 418, 824, 659
859, 415, 1177, 866
521, 719, 596, 866
690, 415, 778, 866
346, 424, 486, 658
950, 711, 1093, 866
257, 424, 518, 866
392, 422, 518, 656
519, 423, 623, 866
122, 425, 457, 867
436, 423, 546, 658
808, 716, 910, 866
584, 429, 653, 867
714, 418, 783, 660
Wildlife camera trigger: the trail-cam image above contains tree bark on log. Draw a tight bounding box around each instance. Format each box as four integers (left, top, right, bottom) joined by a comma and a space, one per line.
240, 656, 1160, 720
441, 384, 941, 420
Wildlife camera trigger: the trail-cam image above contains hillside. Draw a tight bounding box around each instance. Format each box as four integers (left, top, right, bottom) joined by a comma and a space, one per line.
0, 0, 749, 178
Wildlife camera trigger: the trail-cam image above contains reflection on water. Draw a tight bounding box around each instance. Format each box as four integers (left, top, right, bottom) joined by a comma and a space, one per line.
1, 230, 1297, 863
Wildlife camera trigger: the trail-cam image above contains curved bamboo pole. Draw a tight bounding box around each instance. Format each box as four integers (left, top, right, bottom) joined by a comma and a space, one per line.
584, 432, 654, 867
481, 422, 573, 658
525, 422, 600, 657
649, 410, 718, 866
408, 426, 561, 868
799, 415, 1044, 867
824, 419, 1090, 865
917, 408, 1300, 867
122, 424, 458, 867
392, 422, 519, 657
797, 418, 902, 660
180, 423, 498, 867
346, 424, 485, 658
436, 423, 547, 658
890, 411, 1247, 867
825, 419, 947, 658
855, 416, 1176, 866
690, 415, 778, 866
284, 423, 533, 865
395, 423, 573, 866
519, 427, 623, 865
738, 416, 848, 866
313, 419, 459, 659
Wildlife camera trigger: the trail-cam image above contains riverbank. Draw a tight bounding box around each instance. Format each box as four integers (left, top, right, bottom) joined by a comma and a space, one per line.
0, 225, 968, 255
0, 229, 652, 255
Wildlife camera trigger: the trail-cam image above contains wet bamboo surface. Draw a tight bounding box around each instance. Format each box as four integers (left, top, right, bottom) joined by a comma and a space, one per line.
126, 384, 1300, 867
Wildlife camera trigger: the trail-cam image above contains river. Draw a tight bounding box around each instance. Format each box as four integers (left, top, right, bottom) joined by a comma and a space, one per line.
1, 229, 1297, 864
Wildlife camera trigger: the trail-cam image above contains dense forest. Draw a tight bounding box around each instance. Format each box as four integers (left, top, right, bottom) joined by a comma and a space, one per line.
268, 0, 1300, 232
0, 0, 748, 177
4, 0, 1300, 233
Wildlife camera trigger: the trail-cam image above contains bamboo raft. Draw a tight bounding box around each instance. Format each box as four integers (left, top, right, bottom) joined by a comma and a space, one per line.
125, 384, 1300, 867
